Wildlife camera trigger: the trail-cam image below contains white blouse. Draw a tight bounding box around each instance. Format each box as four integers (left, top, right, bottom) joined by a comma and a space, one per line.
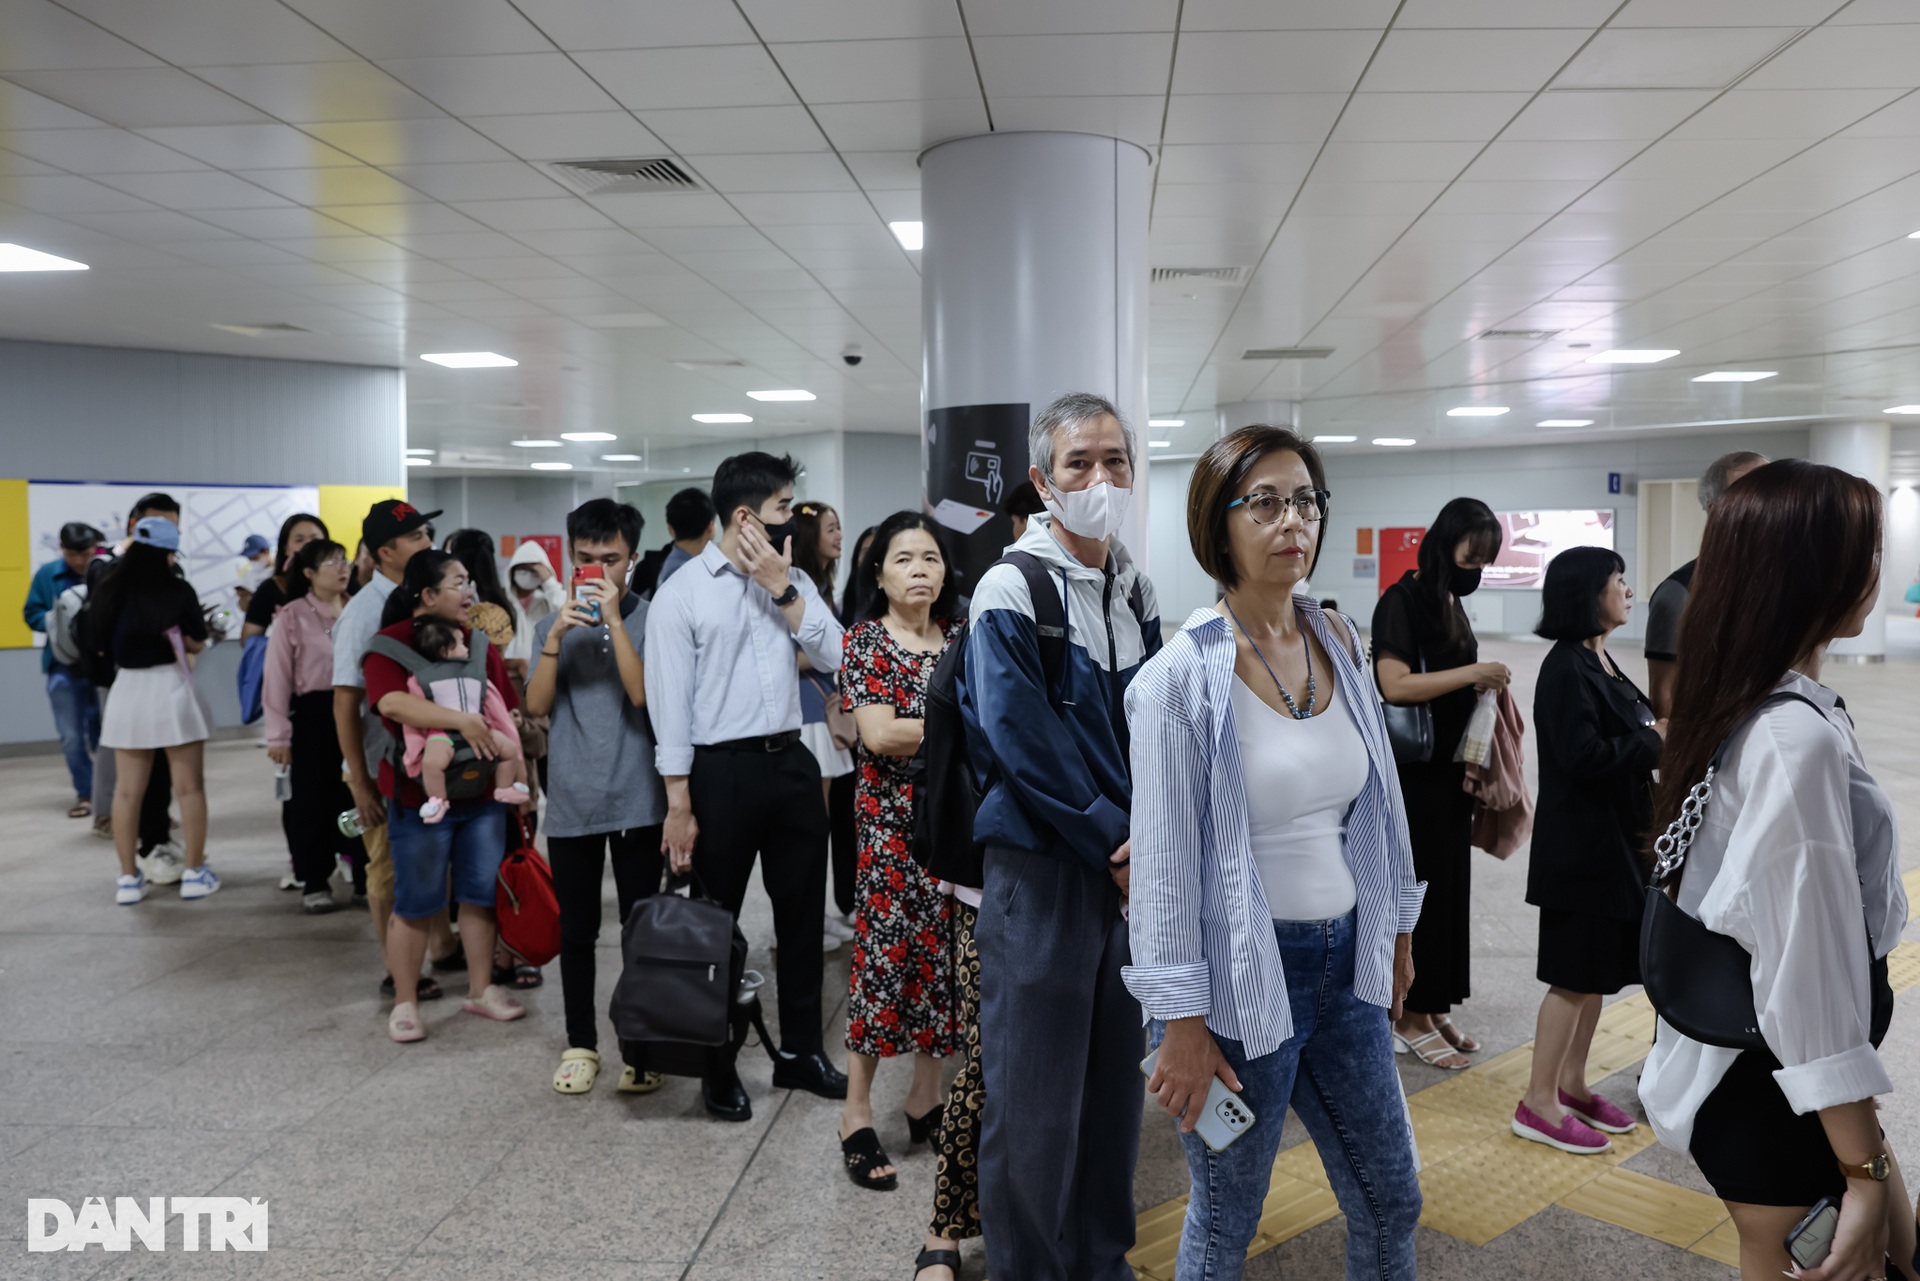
1639, 671, 1906, 1154
1231, 675, 1365, 921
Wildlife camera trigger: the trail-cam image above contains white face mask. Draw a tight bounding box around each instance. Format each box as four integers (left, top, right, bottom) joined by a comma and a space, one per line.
1041, 480, 1132, 543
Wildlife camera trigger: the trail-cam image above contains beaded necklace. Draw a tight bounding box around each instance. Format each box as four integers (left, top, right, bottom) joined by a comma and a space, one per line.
1224, 599, 1316, 719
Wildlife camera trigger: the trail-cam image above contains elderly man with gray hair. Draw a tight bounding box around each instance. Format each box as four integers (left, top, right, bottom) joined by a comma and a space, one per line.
946, 391, 1161, 1281
1644, 448, 1769, 717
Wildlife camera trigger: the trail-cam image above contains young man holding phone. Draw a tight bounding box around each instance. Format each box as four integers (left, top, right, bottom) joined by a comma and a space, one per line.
525, 498, 668, 1097
644, 451, 847, 1122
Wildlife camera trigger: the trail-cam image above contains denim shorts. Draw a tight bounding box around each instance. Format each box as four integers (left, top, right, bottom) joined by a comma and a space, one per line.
388, 801, 506, 920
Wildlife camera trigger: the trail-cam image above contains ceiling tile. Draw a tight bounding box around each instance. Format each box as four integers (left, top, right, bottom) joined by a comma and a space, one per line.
960, 0, 1177, 35
771, 38, 978, 104
1165, 93, 1347, 145
1173, 30, 1378, 94
840, 151, 920, 191
728, 191, 876, 225
190, 206, 365, 238
1615, 0, 1852, 24
3, 127, 212, 173
375, 53, 619, 117
1153, 182, 1301, 220
58, 0, 357, 64
1182, 0, 1397, 29
577, 45, 796, 111
380, 161, 566, 202
1363, 29, 1592, 92
304, 118, 515, 166
319, 203, 487, 236
1553, 28, 1806, 91
1465, 139, 1644, 182
2, 68, 271, 127
742, 0, 960, 41
511, 0, 755, 49
0, 0, 158, 71
1502, 89, 1718, 141
588, 191, 748, 227
809, 98, 986, 151
135, 123, 361, 169
1156, 143, 1318, 186
989, 97, 1164, 146
454, 198, 616, 232
464, 112, 665, 162
1, 173, 153, 214
0, 151, 58, 174
684, 152, 857, 193
0, 79, 112, 128
62, 207, 231, 241
238, 165, 431, 205
97, 170, 294, 210
1396, 0, 1617, 24
641, 105, 828, 155
1739, 23, 1920, 90
509, 227, 651, 255
974, 33, 1174, 98
188, 61, 447, 123
381, 231, 535, 258
1313, 141, 1483, 183
277, 0, 549, 58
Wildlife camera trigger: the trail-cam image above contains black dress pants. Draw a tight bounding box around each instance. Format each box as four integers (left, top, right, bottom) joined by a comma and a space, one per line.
828, 769, 856, 917
549, 827, 664, 1056
139, 749, 171, 854
288, 690, 357, 894
689, 741, 829, 1055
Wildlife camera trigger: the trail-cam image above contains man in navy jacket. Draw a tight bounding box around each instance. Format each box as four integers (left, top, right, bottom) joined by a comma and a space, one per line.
23, 522, 104, 818
958, 392, 1161, 1281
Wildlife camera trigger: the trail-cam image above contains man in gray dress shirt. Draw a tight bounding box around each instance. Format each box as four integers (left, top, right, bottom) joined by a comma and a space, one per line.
644, 451, 848, 1122
1644, 449, 1767, 717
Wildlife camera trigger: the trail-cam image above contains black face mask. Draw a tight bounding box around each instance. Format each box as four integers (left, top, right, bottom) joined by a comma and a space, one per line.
759, 518, 799, 550
1449, 565, 1484, 597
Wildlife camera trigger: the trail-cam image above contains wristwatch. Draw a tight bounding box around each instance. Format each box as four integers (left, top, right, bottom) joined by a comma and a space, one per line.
1837, 1153, 1891, 1182
770, 583, 800, 607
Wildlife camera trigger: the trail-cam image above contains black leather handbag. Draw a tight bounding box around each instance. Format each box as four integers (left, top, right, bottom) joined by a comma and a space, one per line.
1639, 692, 1822, 1051
1380, 647, 1434, 765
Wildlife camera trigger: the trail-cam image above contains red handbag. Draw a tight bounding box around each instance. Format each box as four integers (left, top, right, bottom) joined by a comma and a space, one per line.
496, 818, 561, 966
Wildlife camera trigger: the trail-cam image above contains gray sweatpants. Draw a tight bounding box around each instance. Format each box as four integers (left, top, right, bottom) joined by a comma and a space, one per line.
975, 845, 1143, 1281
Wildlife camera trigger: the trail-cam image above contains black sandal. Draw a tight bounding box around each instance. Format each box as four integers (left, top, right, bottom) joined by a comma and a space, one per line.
380, 974, 444, 1001
838, 1127, 898, 1191
905, 1102, 944, 1146
913, 1246, 961, 1279
492, 963, 543, 990
430, 948, 467, 973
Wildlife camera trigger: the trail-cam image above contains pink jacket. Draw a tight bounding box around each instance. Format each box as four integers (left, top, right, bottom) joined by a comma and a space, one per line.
1464, 687, 1534, 860
262, 595, 341, 750
400, 674, 518, 776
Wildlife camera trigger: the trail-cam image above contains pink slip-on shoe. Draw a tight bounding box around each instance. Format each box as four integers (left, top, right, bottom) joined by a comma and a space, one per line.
1512, 1100, 1611, 1154
1560, 1089, 1638, 1134
462, 985, 526, 1022
388, 1002, 425, 1044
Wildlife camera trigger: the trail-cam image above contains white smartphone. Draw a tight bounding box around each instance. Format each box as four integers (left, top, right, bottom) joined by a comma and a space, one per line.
1140, 1049, 1257, 1152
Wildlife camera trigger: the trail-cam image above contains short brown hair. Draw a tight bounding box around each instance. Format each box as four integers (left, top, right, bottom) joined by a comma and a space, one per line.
1187, 425, 1328, 589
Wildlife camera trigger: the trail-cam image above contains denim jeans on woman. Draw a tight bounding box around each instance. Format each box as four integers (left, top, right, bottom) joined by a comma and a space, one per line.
1160, 911, 1420, 1281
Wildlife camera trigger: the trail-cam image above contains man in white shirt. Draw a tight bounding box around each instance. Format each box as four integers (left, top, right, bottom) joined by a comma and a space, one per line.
645, 452, 847, 1122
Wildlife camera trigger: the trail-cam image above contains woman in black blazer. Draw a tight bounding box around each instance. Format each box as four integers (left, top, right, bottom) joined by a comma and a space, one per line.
1513, 546, 1667, 1156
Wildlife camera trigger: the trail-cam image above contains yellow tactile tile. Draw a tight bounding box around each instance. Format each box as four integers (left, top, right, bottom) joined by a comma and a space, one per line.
1689, 1216, 1743, 1266
1417, 1131, 1612, 1245
1251, 1174, 1342, 1246
1890, 940, 1920, 994
1557, 1168, 1728, 1249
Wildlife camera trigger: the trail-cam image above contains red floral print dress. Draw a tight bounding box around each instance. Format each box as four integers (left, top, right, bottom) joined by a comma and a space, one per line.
841, 617, 964, 1059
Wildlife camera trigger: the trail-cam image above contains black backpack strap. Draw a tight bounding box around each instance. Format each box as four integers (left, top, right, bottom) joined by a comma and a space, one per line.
1707, 691, 1827, 772
1001, 551, 1066, 693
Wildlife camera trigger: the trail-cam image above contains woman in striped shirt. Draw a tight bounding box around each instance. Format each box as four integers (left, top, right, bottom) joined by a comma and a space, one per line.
1126, 425, 1425, 1281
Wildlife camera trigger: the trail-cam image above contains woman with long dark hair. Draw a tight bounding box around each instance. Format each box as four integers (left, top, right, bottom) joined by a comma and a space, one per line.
444, 528, 519, 673
240, 512, 328, 639
94, 519, 218, 904
1370, 497, 1509, 1069
1515, 546, 1664, 1154
793, 501, 858, 946
1639, 461, 1916, 1280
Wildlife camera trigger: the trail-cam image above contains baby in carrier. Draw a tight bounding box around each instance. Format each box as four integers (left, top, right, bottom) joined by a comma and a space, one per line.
403, 617, 529, 822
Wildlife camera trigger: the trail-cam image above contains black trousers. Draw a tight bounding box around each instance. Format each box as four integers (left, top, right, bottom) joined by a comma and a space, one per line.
689, 741, 829, 1055
828, 769, 856, 917
288, 690, 356, 894
549, 827, 664, 1056
139, 748, 171, 853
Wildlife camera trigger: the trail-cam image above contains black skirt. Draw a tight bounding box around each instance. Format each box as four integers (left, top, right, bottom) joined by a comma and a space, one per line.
1689, 954, 1893, 1207
1536, 907, 1641, 996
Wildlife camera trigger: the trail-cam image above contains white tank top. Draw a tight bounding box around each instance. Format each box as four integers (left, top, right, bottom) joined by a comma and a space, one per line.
1230, 674, 1367, 921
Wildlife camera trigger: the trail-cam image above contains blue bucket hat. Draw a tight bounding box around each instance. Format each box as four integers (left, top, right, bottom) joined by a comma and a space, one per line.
133, 516, 180, 551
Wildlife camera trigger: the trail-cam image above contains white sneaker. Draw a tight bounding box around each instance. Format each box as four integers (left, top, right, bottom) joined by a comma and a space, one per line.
137, 842, 186, 886
115, 872, 148, 906
178, 865, 221, 900
823, 913, 855, 943
278, 861, 299, 891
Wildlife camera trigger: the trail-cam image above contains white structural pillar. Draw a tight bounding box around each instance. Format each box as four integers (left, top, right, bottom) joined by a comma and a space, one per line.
1812, 420, 1891, 662
920, 131, 1151, 586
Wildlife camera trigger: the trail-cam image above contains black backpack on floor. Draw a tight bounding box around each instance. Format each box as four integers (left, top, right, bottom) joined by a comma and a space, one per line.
611, 875, 775, 1078
910, 550, 1145, 888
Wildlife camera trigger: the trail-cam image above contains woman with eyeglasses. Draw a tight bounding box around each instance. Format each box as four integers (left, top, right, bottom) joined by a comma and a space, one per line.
1127, 425, 1424, 1280
1370, 497, 1509, 1070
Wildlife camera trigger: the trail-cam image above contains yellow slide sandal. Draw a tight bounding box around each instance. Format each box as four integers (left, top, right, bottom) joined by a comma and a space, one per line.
553, 1048, 600, 1094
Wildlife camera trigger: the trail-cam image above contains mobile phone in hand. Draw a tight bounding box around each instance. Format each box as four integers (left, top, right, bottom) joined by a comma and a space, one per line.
573, 565, 603, 623
1784, 1194, 1840, 1270
1140, 1049, 1257, 1152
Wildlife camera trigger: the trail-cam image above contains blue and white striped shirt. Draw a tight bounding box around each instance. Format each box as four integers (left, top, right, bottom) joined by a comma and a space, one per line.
1122, 600, 1425, 1059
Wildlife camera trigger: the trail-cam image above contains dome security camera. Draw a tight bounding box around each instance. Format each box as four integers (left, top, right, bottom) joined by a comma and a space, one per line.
841, 344, 863, 367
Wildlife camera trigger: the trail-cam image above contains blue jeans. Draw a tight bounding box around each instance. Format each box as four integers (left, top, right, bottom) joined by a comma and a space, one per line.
46, 665, 99, 800
388, 801, 506, 920
1164, 912, 1421, 1281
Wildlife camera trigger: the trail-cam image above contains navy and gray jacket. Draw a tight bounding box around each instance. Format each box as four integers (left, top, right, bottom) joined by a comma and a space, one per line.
956, 516, 1161, 871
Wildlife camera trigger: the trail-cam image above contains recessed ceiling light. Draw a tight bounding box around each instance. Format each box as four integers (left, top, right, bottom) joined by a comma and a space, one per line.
560, 431, 616, 441
1148, 440, 1173, 448
421, 352, 516, 368
404, 457, 432, 467
1148, 418, 1185, 427
530, 461, 573, 471
511, 439, 561, 448
1909, 230, 1920, 239
692, 413, 754, 424
1312, 435, 1358, 444
601, 454, 642, 461
746, 389, 815, 402
1586, 349, 1679, 364
888, 221, 923, 251
1692, 371, 1777, 382
1537, 419, 1595, 427
0, 242, 88, 272
1446, 406, 1509, 417
1885, 404, 1920, 415
404, 448, 435, 456
1373, 437, 1417, 447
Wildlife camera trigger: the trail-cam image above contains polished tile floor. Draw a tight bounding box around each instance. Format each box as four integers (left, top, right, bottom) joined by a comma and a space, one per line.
2, 630, 1916, 1280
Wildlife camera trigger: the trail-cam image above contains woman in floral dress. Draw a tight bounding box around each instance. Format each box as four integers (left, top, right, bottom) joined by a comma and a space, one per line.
835, 511, 963, 1193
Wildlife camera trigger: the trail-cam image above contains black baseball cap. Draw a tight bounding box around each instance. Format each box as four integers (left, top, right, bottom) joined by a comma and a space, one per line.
59, 522, 103, 551
362, 499, 442, 550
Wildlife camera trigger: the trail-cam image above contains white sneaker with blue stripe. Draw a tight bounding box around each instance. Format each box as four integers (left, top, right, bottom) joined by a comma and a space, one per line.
115, 872, 148, 906
179, 865, 221, 900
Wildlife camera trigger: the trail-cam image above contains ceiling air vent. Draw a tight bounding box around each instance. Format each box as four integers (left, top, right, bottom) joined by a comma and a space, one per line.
1242, 347, 1334, 361
1152, 267, 1248, 285
210, 322, 314, 337
1480, 328, 1563, 340
673, 359, 746, 371
547, 157, 701, 196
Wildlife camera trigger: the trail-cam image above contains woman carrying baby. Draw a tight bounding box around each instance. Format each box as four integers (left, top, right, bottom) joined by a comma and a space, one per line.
364, 549, 529, 1043
397, 616, 530, 821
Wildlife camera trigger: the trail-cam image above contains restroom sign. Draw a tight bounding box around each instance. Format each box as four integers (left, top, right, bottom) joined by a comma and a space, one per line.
1607, 472, 1621, 495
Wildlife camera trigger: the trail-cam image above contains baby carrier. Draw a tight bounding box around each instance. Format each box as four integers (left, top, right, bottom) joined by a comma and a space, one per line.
363, 630, 496, 802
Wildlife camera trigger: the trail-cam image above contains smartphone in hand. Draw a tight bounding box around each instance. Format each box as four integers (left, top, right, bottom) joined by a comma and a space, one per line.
1140, 1049, 1257, 1152
1784, 1194, 1840, 1270
574, 565, 603, 623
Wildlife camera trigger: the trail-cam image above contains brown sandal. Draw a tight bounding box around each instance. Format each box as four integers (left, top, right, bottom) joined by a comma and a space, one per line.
67, 800, 92, 819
